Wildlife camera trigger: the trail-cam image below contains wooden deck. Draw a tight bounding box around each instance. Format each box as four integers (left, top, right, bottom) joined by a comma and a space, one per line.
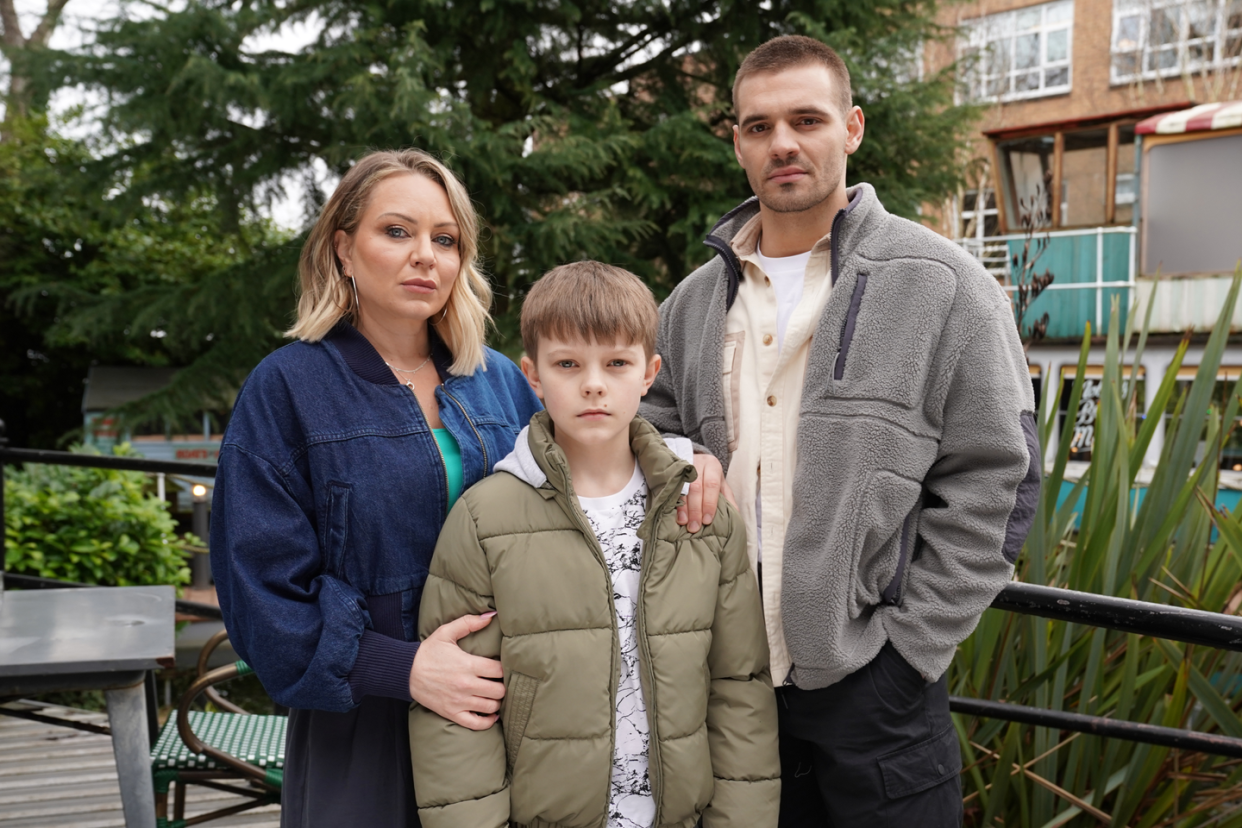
0, 702, 279, 828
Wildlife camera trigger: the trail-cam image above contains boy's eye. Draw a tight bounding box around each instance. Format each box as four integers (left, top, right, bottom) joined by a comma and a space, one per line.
609, 359, 629, 367
556, 360, 576, 369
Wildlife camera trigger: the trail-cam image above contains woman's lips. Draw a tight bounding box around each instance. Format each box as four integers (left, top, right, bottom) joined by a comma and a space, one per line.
402, 279, 436, 293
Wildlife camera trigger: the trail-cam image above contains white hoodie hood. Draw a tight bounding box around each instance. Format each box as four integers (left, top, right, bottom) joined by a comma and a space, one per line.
494, 425, 695, 494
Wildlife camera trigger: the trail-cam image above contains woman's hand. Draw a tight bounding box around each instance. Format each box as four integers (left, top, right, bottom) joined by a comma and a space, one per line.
677, 453, 737, 533
409, 612, 505, 730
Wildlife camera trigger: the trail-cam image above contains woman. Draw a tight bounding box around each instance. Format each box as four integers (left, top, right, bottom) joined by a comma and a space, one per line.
210, 149, 542, 826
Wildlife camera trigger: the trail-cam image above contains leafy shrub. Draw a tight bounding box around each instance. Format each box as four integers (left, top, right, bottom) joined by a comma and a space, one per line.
4, 444, 192, 587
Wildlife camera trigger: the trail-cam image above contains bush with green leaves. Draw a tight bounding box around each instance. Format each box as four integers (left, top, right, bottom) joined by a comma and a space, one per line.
4, 446, 193, 588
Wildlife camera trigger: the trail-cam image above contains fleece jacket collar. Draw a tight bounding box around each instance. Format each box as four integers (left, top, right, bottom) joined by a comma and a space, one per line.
703, 185, 867, 311
495, 411, 695, 500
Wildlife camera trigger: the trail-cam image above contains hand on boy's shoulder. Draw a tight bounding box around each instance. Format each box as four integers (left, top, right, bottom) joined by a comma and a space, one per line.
677, 453, 736, 534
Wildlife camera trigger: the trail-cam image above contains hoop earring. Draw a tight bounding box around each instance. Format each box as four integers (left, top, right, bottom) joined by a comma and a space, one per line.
347, 275, 360, 316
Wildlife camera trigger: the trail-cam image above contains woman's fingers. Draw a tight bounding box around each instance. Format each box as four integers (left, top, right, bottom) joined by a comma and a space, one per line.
409, 613, 505, 727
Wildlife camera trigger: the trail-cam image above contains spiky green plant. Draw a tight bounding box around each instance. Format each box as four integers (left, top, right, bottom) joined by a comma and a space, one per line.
953, 268, 1242, 827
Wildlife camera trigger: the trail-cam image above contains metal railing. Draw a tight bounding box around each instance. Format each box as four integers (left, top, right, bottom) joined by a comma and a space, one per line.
3, 442, 1241, 758
956, 226, 1138, 335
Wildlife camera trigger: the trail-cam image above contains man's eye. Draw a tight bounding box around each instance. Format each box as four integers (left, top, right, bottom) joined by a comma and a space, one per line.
750, 124, 767, 133
799, 118, 819, 126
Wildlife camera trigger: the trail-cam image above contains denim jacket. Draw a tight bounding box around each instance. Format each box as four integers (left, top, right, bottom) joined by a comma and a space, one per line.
210, 323, 542, 712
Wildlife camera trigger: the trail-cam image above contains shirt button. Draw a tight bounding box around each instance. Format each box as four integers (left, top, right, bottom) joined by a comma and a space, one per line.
937, 763, 946, 774
763, 334, 774, 346
767, 395, 777, 407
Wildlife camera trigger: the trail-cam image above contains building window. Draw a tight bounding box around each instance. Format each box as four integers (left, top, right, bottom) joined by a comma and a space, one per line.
1112, 0, 1242, 83
960, 188, 1000, 239
961, 0, 1075, 102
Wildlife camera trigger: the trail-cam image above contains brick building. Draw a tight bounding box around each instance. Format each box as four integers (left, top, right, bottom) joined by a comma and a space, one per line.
916, 0, 1241, 468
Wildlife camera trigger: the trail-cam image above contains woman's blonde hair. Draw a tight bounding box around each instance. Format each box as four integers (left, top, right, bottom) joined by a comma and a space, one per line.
286, 149, 492, 376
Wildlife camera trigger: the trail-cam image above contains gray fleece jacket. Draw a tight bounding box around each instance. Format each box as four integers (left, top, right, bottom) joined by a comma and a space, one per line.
640, 183, 1041, 689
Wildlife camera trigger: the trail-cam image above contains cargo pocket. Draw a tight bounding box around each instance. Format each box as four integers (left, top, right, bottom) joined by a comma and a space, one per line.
878, 726, 961, 800
503, 672, 538, 771
722, 331, 745, 452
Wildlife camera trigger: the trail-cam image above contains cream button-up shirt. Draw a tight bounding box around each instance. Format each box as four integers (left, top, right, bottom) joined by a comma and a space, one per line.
723, 213, 834, 685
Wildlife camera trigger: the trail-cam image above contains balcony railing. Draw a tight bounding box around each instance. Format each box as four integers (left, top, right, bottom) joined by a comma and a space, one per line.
957, 226, 1137, 339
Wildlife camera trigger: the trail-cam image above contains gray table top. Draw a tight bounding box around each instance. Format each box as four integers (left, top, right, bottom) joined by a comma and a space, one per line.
0, 586, 176, 677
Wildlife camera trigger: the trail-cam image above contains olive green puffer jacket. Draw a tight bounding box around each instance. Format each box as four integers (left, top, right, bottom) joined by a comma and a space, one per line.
409, 412, 780, 828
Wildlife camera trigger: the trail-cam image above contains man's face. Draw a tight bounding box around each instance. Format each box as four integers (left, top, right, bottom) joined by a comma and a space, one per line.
732, 64, 864, 214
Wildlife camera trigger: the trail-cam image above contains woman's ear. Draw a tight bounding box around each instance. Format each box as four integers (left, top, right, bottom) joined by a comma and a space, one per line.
333, 229, 353, 274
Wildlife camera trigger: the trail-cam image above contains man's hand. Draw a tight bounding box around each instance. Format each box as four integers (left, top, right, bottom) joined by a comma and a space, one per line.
409, 612, 504, 730
678, 453, 737, 533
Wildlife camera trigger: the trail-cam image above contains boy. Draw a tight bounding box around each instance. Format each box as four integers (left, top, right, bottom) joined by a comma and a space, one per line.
409, 261, 780, 828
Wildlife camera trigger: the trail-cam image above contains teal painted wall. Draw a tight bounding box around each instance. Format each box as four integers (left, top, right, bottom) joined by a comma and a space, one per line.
1011, 232, 1133, 340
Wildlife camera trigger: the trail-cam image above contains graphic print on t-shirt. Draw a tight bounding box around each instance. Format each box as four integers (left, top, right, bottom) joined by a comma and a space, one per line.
578, 462, 655, 828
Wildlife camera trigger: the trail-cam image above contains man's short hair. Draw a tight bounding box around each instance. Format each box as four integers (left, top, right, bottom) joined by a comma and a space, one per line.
732, 35, 853, 117
521, 261, 659, 360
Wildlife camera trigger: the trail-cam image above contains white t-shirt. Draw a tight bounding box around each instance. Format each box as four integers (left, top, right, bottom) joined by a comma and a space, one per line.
755, 240, 812, 353
578, 461, 655, 828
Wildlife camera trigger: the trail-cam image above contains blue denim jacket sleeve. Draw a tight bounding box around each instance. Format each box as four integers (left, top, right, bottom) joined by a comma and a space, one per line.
212, 441, 368, 712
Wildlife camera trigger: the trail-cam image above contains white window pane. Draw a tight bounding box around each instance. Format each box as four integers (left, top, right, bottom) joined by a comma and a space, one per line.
1151, 8, 1178, 46
1016, 33, 1041, 68
1047, 0, 1074, 24
1048, 28, 1069, 61
1017, 7, 1041, 30
1045, 66, 1070, 86
1112, 52, 1141, 77
1115, 15, 1140, 50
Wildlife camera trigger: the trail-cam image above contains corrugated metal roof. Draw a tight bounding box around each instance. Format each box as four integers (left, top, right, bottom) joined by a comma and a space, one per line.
1136, 100, 1242, 135
0, 702, 279, 827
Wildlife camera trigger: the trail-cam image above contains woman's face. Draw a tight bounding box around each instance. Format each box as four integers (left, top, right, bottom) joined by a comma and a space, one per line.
334, 173, 462, 333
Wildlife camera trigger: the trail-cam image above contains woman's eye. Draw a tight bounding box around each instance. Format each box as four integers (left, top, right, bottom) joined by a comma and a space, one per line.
434, 234, 457, 248
385, 226, 408, 238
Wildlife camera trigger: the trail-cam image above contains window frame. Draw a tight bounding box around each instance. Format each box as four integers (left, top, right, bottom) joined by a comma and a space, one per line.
960, 0, 1075, 103
1111, 0, 1242, 85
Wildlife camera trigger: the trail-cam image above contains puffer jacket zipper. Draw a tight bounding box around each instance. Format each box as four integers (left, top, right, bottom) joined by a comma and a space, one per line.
557, 489, 623, 816
634, 463, 697, 826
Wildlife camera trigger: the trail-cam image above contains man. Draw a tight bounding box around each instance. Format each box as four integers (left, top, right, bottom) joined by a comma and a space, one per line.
640, 35, 1040, 825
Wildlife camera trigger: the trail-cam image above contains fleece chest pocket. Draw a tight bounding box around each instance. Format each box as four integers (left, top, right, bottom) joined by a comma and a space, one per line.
721, 331, 745, 453
322, 482, 351, 579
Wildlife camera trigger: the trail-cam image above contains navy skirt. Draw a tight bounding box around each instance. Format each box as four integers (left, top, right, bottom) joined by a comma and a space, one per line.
280, 696, 421, 827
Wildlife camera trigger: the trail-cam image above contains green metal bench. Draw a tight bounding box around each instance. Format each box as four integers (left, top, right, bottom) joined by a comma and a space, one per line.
150, 631, 285, 827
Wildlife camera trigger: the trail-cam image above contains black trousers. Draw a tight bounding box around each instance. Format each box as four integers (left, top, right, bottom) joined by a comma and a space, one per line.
776, 643, 963, 828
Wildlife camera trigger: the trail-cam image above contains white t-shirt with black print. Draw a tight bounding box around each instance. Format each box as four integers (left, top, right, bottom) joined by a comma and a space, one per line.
578, 460, 655, 828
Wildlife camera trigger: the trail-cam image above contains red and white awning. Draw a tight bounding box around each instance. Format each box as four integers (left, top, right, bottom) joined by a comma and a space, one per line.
1136, 100, 1242, 135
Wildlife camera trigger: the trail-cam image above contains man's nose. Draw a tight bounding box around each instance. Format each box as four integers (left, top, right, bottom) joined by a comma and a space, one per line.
769, 121, 799, 159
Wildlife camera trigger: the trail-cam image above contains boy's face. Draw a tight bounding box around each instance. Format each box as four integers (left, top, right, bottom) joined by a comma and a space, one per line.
521, 335, 661, 456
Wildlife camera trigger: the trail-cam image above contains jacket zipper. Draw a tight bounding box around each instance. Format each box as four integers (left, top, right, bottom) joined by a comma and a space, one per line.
442, 386, 488, 472
559, 493, 623, 816
833, 271, 869, 381
633, 465, 695, 825
881, 505, 917, 606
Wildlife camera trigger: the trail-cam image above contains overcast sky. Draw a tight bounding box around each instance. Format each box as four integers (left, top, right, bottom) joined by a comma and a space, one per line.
5, 0, 324, 229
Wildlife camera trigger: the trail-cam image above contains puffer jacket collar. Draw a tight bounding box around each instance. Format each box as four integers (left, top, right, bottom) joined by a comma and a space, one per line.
499, 411, 696, 510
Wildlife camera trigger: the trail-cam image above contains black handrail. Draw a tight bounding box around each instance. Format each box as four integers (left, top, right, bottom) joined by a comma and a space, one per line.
4, 438, 1242, 759
0, 446, 217, 477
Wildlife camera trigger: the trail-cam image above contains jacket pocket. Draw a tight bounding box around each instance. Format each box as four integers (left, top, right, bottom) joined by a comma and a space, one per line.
503, 671, 539, 771
880, 499, 921, 606
833, 272, 868, 381
721, 331, 745, 452
878, 726, 961, 799
323, 481, 351, 579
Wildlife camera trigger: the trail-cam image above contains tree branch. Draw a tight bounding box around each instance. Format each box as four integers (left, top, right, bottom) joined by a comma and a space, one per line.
29, 0, 72, 47
1, 0, 26, 48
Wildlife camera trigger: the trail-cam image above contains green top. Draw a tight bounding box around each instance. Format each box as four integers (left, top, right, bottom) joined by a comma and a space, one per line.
432, 428, 464, 509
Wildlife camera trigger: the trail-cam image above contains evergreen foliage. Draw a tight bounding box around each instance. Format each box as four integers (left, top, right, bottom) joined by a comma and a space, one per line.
16, 0, 975, 425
